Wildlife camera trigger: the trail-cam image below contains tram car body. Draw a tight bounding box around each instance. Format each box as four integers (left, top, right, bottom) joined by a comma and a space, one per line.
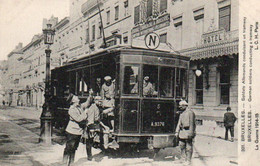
51, 46, 190, 149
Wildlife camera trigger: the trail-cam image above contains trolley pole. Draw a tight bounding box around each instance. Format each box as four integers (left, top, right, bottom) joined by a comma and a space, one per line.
40, 24, 55, 146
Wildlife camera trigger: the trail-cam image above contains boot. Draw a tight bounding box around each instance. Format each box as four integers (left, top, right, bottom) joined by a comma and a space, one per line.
68, 151, 75, 165
231, 137, 234, 142
86, 146, 93, 161
63, 150, 69, 164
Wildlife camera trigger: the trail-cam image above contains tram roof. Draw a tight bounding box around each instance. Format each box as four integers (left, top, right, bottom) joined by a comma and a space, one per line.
53, 45, 190, 70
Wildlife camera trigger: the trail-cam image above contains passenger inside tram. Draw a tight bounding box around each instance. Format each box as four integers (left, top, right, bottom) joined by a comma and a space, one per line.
143, 76, 158, 97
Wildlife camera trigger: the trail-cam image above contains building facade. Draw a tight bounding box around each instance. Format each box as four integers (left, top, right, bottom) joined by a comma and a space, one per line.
3, 0, 238, 122
131, 0, 238, 121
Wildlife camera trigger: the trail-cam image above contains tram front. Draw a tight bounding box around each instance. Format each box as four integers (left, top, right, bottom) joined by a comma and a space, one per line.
114, 49, 190, 150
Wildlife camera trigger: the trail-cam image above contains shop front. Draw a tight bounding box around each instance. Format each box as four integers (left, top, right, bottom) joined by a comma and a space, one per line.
180, 29, 238, 123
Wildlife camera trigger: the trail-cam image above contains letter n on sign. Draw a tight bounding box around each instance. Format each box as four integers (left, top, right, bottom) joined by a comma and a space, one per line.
145, 32, 160, 49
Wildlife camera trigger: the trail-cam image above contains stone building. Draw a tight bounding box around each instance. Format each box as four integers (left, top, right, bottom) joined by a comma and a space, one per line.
5, 43, 24, 106
3, 0, 238, 123
0, 60, 8, 104
131, 0, 238, 122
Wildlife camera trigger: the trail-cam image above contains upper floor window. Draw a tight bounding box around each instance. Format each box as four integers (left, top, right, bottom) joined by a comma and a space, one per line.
159, 33, 167, 43
86, 28, 89, 43
193, 8, 204, 21
115, 5, 119, 20
160, 0, 167, 12
173, 16, 183, 27
92, 25, 95, 41
147, 0, 153, 17
219, 5, 231, 31
134, 5, 140, 24
107, 10, 110, 24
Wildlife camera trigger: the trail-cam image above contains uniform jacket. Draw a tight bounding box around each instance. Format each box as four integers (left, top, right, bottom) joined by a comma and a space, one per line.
86, 103, 100, 126
143, 82, 154, 96
175, 108, 196, 139
65, 101, 90, 135
100, 83, 115, 100
224, 112, 237, 127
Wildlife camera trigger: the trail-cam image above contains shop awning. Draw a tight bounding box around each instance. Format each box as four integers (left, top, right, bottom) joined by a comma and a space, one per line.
180, 39, 238, 60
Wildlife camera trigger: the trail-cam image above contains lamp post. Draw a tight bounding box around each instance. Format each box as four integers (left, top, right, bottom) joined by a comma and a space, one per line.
40, 23, 55, 145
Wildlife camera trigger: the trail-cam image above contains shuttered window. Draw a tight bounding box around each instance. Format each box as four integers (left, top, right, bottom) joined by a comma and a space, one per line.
147, 0, 153, 17
134, 5, 140, 24
219, 5, 231, 31
160, 0, 167, 12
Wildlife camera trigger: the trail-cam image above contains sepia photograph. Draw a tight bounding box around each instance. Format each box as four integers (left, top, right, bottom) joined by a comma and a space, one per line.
1, 0, 254, 165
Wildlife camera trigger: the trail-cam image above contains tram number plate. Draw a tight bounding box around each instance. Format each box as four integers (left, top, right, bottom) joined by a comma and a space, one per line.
151, 122, 165, 127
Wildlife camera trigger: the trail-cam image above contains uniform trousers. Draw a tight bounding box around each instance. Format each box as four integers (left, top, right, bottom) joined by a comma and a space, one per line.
179, 138, 193, 162
63, 132, 81, 165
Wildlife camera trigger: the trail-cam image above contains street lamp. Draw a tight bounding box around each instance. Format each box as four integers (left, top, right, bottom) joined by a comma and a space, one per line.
40, 23, 55, 145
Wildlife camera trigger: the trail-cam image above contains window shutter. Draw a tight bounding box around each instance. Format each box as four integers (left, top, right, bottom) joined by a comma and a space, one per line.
219, 5, 231, 31
134, 5, 140, 24
160, 0, 167, 12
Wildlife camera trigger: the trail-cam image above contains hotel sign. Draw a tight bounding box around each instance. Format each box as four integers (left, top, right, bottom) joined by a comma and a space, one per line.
202, 29, 226, 45
132, 13, 170, 38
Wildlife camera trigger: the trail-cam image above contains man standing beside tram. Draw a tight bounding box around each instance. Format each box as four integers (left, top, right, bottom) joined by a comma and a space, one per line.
175, 100, 196, 165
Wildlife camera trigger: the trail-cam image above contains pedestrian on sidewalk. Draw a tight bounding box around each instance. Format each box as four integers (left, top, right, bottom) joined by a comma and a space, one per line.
63, 94, 89, 165
224, 106, 237, 142
175, 100, 196, 165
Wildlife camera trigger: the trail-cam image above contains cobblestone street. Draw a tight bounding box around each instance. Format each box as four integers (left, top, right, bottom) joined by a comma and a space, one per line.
0, 106, 238, 166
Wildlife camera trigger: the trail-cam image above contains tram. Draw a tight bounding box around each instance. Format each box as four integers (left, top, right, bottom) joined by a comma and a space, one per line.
51, 46, 190, 151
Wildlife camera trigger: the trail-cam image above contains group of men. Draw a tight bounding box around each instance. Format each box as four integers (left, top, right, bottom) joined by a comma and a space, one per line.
68, 74, 237, 165
82, 75, 116, 157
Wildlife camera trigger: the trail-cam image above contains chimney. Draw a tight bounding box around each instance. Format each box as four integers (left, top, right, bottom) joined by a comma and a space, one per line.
16, 43, 23, 50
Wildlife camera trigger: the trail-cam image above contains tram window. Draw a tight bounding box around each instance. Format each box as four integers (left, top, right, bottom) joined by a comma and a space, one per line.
143, 65, 158, 97
69, 72, 76, 94
176, 68, 187, 98
160, 67, 175, 97
123, 65, 139, 95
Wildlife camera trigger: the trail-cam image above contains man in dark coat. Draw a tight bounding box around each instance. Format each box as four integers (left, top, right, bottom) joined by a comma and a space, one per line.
224, 106, 237, 142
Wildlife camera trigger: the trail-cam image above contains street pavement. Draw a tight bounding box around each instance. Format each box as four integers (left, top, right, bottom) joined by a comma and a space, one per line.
0, 106, 238, 166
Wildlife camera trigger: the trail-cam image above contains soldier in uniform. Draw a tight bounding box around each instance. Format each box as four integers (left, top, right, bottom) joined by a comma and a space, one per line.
100, 76, 115, 131
175, 100, 196, 165
224, 106, 237, 142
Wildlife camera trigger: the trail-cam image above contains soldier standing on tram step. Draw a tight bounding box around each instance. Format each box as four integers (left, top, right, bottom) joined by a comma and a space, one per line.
224, 106, 237, 142
175, 100, 196, 166
100, 76, 115, 132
